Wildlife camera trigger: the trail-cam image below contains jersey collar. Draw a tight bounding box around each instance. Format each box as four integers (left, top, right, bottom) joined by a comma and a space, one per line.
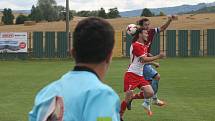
73, 66, 100, 79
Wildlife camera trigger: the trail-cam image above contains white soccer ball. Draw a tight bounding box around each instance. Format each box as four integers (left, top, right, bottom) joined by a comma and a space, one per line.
126, 24, 138, 36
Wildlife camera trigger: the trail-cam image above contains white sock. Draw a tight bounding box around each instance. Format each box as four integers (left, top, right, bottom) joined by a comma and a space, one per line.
144, 98, 151, 104
152, 94, 158, 100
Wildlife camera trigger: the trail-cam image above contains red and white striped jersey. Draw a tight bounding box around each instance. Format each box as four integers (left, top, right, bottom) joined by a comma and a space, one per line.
127, 41, 148, 76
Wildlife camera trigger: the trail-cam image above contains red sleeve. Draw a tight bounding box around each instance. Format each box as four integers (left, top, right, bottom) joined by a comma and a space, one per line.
132, 43, 147, 57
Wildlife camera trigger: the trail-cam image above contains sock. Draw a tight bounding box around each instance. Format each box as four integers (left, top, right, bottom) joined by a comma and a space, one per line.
144, 98, 151, 104
151, 79, 159, 94
132, 91, 144, 99
120, 100, 127, 118
152, 93, 158, 100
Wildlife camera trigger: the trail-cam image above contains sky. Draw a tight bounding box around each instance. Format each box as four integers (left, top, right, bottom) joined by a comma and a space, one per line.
0, 0, 214, 12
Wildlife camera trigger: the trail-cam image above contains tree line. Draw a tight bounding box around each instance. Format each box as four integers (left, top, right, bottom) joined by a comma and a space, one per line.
1, 0, 74, 25
1, 0, 165, 25
141, 8, 165, 17
1, 7, 120, 25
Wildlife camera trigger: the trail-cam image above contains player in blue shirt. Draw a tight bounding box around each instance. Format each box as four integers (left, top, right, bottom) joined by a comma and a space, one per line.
29, 17, 120, 121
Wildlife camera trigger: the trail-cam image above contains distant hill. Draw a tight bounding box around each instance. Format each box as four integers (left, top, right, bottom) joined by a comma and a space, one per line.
13, 10, 31, 14
187, 6, 215, 13
1, 2, 215, 17
206, 2, 215, 7
0, 9, 30, 14
120, 2, 215, 17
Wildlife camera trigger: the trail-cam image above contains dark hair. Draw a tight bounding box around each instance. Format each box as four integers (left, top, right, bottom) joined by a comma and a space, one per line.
137, 18, 149, 26
73, 17, 115, 63
131, 27, 144, 43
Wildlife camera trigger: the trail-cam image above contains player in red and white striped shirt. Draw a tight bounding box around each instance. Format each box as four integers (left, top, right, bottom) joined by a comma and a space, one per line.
136, 16, 176, 109
120, 28, 165, 121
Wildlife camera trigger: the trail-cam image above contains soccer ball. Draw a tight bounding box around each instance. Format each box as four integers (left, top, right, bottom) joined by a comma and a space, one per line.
126, 24, 138, 36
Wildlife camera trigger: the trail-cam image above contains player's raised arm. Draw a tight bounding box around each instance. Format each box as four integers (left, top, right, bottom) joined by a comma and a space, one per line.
160, 15, 177, 32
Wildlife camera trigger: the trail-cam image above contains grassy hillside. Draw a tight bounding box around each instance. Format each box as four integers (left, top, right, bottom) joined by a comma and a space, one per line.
0, 13, 215, 32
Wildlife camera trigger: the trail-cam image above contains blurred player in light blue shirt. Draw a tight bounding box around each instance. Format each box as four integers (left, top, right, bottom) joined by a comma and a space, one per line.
29, 17, 120, 121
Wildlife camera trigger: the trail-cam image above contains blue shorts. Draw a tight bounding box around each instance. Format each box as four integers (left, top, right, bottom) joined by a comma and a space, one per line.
143, 64, 158, 80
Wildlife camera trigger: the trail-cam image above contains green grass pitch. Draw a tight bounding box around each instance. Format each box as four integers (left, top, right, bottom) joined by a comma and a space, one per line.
0, 57, 215, 121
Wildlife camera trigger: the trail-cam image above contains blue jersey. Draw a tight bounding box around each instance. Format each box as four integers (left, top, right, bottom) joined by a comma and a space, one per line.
29, 67, 120, 121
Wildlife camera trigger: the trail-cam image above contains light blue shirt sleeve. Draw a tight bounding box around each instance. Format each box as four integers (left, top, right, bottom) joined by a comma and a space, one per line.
82, 87, 120, 121
29, 82, 61, 121
29, 96, 56, 121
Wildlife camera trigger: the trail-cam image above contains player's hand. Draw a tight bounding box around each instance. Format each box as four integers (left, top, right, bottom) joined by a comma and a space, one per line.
153, 62, 160, 68
158, 52, 166, 59
125, 90, 134, 101
172, 15, 178, 20
168, 15, 178, 21
125, 85, 134, 101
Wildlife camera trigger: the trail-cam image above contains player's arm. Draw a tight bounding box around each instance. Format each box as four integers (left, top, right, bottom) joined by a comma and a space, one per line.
145, 61, 160, 68
133, 44, 165, 63
145, 52, 160, 67
147, 53, 154, 57
160, 16, 173, 32
83, 88, 120, 121
140, 52, 165, 63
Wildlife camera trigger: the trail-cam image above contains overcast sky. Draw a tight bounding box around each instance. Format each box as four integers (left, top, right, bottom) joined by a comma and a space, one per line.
0, 0, 214, 12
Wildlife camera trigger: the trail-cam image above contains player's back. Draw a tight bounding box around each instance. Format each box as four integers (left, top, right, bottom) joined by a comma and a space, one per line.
29, 70, 120, 121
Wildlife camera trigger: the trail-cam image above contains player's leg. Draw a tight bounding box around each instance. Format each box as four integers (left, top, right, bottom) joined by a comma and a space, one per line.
140, 85, 154, 116
132, 91, 144, 99
120, 72, 150, 120
151, 73, 160, 94
127, 91, 144, 110
142, 64, 158, 108
126, 79, 146, 110
126, 65, 154, 110
120, 72, 135, 120
120, 90, 133, 121
143, 64, 159, 93
151, 74, 165, 106
126, 77, 153, 116
125, 65, 152, 111
143, 64, 165, 106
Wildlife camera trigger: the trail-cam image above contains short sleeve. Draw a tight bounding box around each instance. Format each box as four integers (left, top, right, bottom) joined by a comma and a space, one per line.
149, 28, 160, 35
132, 43, 147, 57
